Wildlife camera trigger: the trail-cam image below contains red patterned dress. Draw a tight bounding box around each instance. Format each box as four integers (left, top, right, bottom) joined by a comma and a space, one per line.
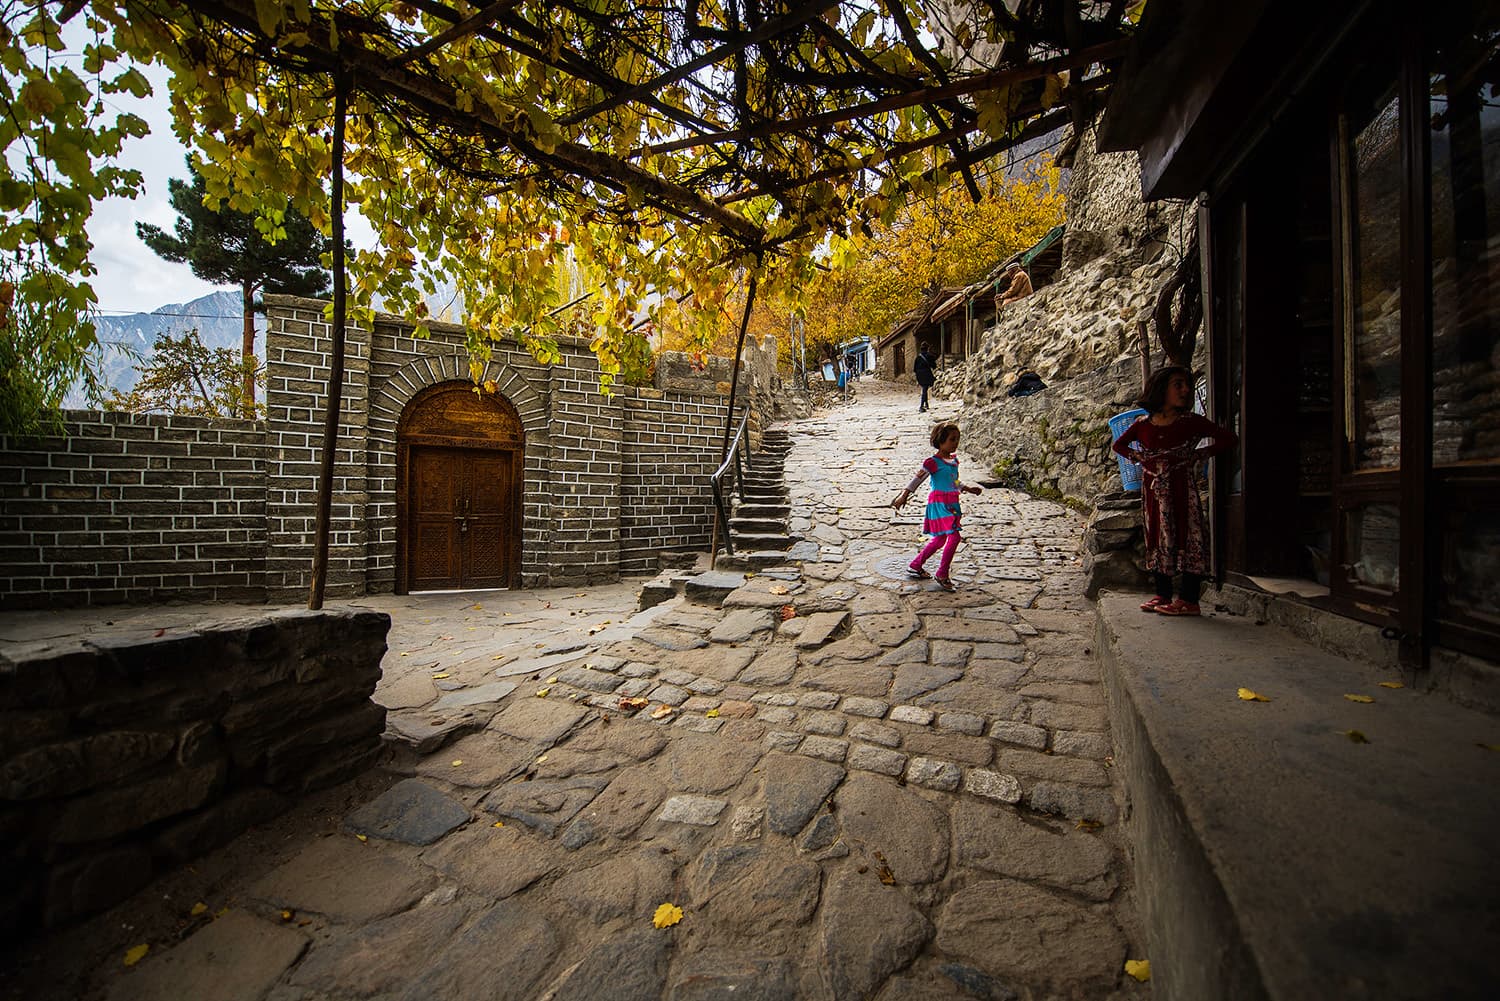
1111, 413, 1238, 575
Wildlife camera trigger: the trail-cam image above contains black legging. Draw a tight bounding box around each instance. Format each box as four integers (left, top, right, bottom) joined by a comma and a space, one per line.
919, 384, 930, 410
1154, 572, 1202, 604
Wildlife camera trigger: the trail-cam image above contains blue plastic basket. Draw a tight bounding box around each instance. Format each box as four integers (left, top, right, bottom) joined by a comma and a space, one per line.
1109, 408, 1149, 491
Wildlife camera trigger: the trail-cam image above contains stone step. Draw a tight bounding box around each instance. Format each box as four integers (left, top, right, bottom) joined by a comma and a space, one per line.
682, 570, 747, 606
729, 517, 785, 535
734, 503, 791, 519
716, 549, 797, 571
729, 531, 793, 551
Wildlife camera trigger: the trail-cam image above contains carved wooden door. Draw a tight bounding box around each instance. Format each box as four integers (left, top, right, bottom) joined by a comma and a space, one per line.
398, 383, 524, 592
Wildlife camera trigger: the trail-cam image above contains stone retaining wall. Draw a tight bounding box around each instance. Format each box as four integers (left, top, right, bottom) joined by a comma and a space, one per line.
0, 609, 389, 930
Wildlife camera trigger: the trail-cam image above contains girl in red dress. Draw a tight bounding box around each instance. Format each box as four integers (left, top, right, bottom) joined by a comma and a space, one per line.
1111, 366, 1238, 616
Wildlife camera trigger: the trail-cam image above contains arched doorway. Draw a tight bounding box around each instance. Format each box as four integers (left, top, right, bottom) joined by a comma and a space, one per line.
397, 382, 524, 592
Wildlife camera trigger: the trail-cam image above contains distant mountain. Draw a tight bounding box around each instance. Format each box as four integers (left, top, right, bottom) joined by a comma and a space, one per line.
69, 289, 263, 407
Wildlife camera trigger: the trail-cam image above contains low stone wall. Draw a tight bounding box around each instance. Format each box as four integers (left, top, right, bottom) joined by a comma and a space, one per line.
0, 609, 389, 930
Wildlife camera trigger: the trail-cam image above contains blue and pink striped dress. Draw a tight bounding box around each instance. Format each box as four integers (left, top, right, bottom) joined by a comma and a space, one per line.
921, 455, 963, 536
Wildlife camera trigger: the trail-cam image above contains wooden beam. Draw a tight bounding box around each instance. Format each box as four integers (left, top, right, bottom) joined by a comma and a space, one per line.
636, 39, 1128, 157
389, 0, 524, 66
557, 0, 841, 126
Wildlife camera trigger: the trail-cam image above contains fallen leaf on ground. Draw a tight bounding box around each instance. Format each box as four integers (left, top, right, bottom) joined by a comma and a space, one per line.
619, 696, 649, 710
355, 834, 368, 843
451, 759, 463, 767
1341, 730, 1370, 743
1378, 681, 1404, 689
123, 945, 149, 967
1124, 959, 1150, 982
705, 709, 720, 718
535, 755, 548, 764
536, 688, 550, 698
280, 909, 294, 922
471, 603, 483, 610
1237, 688, 1271, 702
1344, 694, 1375, 704
873, 851, 896, 885
652, 903, 684, 929
545, 676, 559, 684
650, 704, 676, 719
431, 672, 450, 680
1075, 819, 1103, 831
768, 584, 790, 595
152, 628, 165, 638
492, 821, 505, 828
189, 902, 208, 917
780, 604, 796, 621
399, 652, 410, 657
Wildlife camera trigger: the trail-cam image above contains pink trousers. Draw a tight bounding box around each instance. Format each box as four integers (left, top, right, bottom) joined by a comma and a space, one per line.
911, 532, 960, 578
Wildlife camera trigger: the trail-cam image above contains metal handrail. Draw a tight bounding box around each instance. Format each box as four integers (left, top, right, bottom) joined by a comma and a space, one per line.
710, 407, 753, 557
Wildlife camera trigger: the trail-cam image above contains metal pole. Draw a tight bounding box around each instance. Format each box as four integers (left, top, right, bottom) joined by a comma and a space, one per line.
710, 265, 761, 569
309, 70, 349, 610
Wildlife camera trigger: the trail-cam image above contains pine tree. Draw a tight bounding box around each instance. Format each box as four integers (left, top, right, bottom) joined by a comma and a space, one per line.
136, 161, 332, 417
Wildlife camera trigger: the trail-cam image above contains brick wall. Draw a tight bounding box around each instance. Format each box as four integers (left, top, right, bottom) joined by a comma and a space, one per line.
619, 387, 729, 575
0, 411, 266, 608
546, 341, 625, 584
263, 298, 370, 603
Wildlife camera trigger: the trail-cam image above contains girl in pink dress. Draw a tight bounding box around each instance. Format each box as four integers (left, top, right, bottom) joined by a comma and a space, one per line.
892, 422, 983, 591
1112, 366, 1238, 616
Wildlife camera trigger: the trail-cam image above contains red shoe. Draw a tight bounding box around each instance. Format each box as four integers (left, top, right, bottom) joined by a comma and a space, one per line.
1139, 597, 1168, 612
1155, 600, 1201, 616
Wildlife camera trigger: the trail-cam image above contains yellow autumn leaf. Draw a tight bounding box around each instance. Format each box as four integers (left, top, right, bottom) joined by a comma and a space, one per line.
492, 820, 505, 827
1344, 694, 1375, 704
355, 834, 368, 843
472, 603, 483, 610
451, 759, 464, 767
431, 672, 450, 680
535, 755, 548, 763
1378, 681, 1404, 689
652, 902, 684, 929
189, 902, 208, 917
705, 709, 720, 718
1341, 729, 1370, 744
123, 944, 149, 967
1124, 959, 1150, 982
546, 676, 559, 684
1237, 687, 1270, 702
280, 909, 294, 922
536, 688, 551, 697
650, 704, 676, 719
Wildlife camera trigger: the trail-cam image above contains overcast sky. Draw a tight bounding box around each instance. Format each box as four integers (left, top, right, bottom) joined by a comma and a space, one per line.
66, 30, 373, 316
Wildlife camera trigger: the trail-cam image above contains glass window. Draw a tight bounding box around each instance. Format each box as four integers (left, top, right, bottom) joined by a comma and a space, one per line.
1343, 501, 1400, 592
1430, 16, 1500, 466
1344, 87, 1404, 471
1439, 503, 1500, 628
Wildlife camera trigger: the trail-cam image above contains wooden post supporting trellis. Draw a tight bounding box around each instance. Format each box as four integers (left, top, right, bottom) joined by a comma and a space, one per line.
308, 70, 349, 610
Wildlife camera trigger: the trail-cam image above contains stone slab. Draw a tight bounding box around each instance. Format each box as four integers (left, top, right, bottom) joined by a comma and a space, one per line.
430, 680, 518, 711
952, 799, 1116, 901
762, 751, 846, 836
107, 911, 306, 1001
344, 778, 470, 846
658, 794, 729, 826
246, 838, 434, 923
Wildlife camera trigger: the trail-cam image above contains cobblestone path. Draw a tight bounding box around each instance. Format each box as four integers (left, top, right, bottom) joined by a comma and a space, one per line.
11, 380, 1149, 1001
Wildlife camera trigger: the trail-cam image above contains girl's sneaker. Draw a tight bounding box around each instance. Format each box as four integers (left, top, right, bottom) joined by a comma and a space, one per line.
907, 565, 932, 580
934, 576, 957, 592
1155, 600, 1201, 616
1139, 596, 1168, 612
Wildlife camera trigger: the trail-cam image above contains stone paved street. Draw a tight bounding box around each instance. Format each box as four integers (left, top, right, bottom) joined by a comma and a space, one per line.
5, 379, 1149, 1001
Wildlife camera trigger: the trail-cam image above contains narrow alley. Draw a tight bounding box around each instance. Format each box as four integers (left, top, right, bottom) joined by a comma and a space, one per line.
4, 379, 1149, 1001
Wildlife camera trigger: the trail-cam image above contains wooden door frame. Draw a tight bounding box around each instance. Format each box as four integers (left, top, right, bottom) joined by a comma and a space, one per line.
396, 383, 525, 594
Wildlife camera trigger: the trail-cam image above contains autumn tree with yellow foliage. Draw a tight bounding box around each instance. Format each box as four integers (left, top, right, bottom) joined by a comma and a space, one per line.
663, 156, 1064, 373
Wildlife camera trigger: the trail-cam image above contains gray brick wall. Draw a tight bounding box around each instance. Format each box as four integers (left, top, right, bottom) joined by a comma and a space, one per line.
0, 411, 266, 608
619, 388, 728, 575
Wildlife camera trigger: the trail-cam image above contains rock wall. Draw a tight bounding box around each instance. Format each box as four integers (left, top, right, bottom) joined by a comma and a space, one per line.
0, 609, 389, 930
960, 124, 1197, 506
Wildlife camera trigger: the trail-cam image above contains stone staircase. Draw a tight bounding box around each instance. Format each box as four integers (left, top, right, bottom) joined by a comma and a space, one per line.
719, 428, 796, 571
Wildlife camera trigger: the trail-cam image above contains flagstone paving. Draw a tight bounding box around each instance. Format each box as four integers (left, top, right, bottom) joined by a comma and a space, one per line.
5, 379, 1149, 1001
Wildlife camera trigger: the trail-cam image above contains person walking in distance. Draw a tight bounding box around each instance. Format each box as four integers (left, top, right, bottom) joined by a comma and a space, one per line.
913, 341, 936, 412
1112, 366, 1238, 616
891, 422, 982, 592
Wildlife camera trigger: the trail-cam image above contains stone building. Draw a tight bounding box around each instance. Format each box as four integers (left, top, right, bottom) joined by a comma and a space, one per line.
0, 297, 783, 609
